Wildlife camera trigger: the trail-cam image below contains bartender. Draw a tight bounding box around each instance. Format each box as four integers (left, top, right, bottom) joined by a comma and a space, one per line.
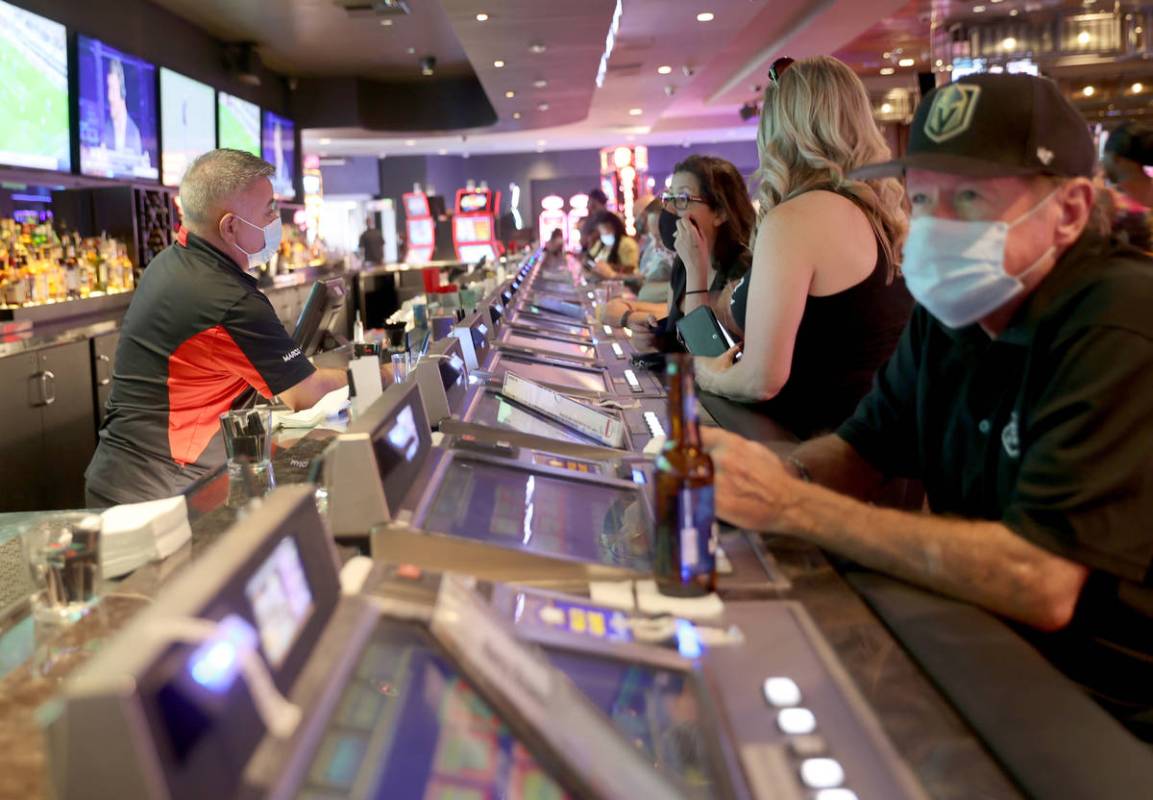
85, 149, 356, 507
704, 74, 1153, 741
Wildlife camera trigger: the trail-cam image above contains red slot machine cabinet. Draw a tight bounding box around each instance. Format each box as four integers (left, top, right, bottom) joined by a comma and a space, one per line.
452, 187, 503, 264
538, 195, 568, 248
566, 193, 589, 249
403, 191, 436, 264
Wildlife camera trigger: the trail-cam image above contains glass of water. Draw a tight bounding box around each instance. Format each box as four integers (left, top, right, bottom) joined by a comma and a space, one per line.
24, 513, 103, 629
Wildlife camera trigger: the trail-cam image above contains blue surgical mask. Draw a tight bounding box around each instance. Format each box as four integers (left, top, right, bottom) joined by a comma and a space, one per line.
232, 214, 282, 269
901, 190, 1057, 328
600, 232, 616, 247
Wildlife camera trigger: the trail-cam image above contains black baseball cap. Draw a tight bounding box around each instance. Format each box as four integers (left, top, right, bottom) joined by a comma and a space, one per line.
853, 73, 1096, 180
1104, 122, 1153, 166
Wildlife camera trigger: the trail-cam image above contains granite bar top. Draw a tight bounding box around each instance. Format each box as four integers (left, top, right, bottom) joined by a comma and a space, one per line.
0, 315, 122, 359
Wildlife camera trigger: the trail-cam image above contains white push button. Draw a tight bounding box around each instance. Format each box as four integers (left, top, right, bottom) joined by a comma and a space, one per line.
814, 790, 858, 800
800, 758, 844, 789
611, 343, 625, 359
763, 677, 802, 707
603, 324, 614, 335
777, 706, 816, 735
538, 606, 565, 625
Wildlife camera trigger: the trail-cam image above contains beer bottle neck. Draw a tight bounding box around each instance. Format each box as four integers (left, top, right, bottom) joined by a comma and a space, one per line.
667, 357, 701, 446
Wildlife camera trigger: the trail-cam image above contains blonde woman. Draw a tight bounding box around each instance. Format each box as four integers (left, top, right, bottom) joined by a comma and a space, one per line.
696, 55, 913, 438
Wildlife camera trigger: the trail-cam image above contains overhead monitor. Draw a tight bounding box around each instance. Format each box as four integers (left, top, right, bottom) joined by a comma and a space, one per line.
218, 92, 260, 156
77, 35, 159, 181
261, 110, 296, 200
160, 68, 215, 186
0, 1, 70, 172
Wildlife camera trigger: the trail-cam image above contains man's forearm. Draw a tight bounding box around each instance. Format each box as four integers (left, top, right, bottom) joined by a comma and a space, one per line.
790, 434, 886, 499
775, 481, 1087, 631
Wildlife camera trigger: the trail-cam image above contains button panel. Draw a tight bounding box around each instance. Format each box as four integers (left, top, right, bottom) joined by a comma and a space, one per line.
763, 676, 802, 707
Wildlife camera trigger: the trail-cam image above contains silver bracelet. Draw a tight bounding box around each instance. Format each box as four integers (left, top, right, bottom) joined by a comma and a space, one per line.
787, 456, 812, 483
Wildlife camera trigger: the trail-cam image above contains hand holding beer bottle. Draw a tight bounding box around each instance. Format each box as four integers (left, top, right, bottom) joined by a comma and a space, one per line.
654, 353, 718, 596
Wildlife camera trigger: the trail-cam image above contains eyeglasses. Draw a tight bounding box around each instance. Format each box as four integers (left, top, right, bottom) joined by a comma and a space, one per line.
768, 56, 795, 85
660, 191, 707, 211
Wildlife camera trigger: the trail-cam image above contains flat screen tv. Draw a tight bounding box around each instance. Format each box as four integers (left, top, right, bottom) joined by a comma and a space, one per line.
218, 92, 260, 156
77, 35, 159, 181
160, 68, 215, 187
0, 1, 70, 172
261, 110, 296, 200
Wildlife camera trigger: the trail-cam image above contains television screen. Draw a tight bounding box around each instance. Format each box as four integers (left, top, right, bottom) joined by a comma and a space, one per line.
77, 35, 159, 181
261, 110, 296, 200
0, 1, 70, 172
160, 68, 215, 186
218, 92, 260, 156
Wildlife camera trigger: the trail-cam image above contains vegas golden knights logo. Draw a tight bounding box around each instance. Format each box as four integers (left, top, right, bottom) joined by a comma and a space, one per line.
924, 84, 982, 143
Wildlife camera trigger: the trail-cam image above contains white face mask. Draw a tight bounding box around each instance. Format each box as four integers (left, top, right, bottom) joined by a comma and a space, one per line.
600, 232, 616, 247
230, 214, 282, 269
901, 190, 1058, 329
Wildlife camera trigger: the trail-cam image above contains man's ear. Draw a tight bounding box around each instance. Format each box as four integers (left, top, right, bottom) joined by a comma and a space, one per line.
1053, 178, 1094, 248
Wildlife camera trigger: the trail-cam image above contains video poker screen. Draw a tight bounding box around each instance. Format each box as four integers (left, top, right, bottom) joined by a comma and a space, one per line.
77, 35, 159, 180
160, 68, 215, 186
262, 110, 296, 200
0, 1, 70, 172
420, 457, 650, 570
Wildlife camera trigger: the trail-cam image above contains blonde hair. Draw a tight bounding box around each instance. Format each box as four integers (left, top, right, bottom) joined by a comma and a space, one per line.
754, 55, 907, 279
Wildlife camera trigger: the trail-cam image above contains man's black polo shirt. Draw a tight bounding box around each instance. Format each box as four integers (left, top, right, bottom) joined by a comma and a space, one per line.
85, 231, 315, 504
838, 231, 1153, 740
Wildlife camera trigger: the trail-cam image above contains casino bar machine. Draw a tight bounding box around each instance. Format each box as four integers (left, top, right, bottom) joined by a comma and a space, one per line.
452, 184, 502, 264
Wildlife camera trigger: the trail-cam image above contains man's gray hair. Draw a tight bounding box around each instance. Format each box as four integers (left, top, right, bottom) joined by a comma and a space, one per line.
180, 148, 274, 229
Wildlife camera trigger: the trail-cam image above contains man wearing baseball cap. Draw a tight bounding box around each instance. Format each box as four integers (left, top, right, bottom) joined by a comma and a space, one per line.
705, 73, 1153, 740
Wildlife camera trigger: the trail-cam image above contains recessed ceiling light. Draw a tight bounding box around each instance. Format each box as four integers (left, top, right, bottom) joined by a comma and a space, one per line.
1009, 8, 1018, 14
529, 42, 547, 54
1134, 82, 1145, 93
533, 79, 548, 88
512, 111, 522, 119
898, 58, 915, 67
657, 65, 672, 75
973, 5, 986, 12
935, 59, 943, 66
493, 59, 505, 68
505, 90, 516, 98
537, 102, 550, 111
880, 67, 895, 75
696, 12, 715, 22
319, 138, 332, 145
407, 47, 416, 55
628, 107, 643, 116
882, 51, 892, 59
1078, 30, 1091, 45
881, 102, 893, 113
475, 12, 489, 22
1083, 85, 1095, 96
405, 139, 415, 146
380, 19, 392, 26
1002, 37, 1017, 50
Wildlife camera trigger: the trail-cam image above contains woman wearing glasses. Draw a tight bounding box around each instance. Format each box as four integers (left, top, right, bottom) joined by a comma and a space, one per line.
605, 154, 754, 332
695, 55, 913, 439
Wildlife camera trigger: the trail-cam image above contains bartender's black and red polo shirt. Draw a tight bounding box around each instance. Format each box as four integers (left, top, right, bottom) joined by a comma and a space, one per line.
85, 231, 315, 504
837, 231, 1153, 741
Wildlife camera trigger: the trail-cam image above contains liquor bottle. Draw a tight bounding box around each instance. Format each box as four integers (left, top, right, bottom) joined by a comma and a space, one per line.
653, 353, 718, 596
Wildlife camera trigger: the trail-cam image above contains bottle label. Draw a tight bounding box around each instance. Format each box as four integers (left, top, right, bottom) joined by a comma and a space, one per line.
677, 487, 716, 581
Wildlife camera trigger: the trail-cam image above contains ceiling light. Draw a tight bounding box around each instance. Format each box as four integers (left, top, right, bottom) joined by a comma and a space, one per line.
319, 138, 332, 145
493, 59, 505, 68
529, 42, 547, 54
533, 79, 548, 88
1002, 37, 1017, 50
973, 5, 986, 13
1009, 8, 1018, 15
475, 12, 489, 22
406, 47, 416, 55
1134, 82, 1145, 93
1078, 30, 1091, 45
880, 67, 895, 75
1083, 85, 1095, 96
537, 102, 550, 111
628, 107, 643, 116
505, 90, 516, 98
380, 19, 393, 26
512, 111, 522, 119
696, 12, 715, 23
405, 139, 415, 146
935, 59, 943, 66
898, 58, 915, 67
658, 65, 672, 75
991, 0, 1003, 3
881, 102, 893, 114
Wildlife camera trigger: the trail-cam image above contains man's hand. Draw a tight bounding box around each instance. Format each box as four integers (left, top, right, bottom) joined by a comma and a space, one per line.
603, 298, 633, 327
702, 427, 798, 532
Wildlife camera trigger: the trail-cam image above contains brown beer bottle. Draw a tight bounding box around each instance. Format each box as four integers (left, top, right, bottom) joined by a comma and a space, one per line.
654, 354, 718, 596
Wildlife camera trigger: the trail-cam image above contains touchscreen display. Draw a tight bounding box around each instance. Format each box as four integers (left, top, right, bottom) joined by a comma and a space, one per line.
420, 458, 650, 569
513, 319, 590, 339
298, 625, 571, 798
492, 356, 607, 394
503, 331, 594, 360
245, 537, 313, 666
470, 392, 598, 446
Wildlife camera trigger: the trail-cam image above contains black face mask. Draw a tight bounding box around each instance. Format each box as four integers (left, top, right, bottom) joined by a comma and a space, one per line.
658, 209, 679, 252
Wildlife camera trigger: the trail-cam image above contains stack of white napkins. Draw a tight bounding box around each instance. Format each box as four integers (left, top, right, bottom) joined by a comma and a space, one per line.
272, 385, 350, 429
101, 496, 192, 579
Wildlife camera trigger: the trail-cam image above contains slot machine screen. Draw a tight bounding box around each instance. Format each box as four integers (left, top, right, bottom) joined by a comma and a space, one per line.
77, 35, 159, 181
245, 537, 314, 666
0, 1, 70, 172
